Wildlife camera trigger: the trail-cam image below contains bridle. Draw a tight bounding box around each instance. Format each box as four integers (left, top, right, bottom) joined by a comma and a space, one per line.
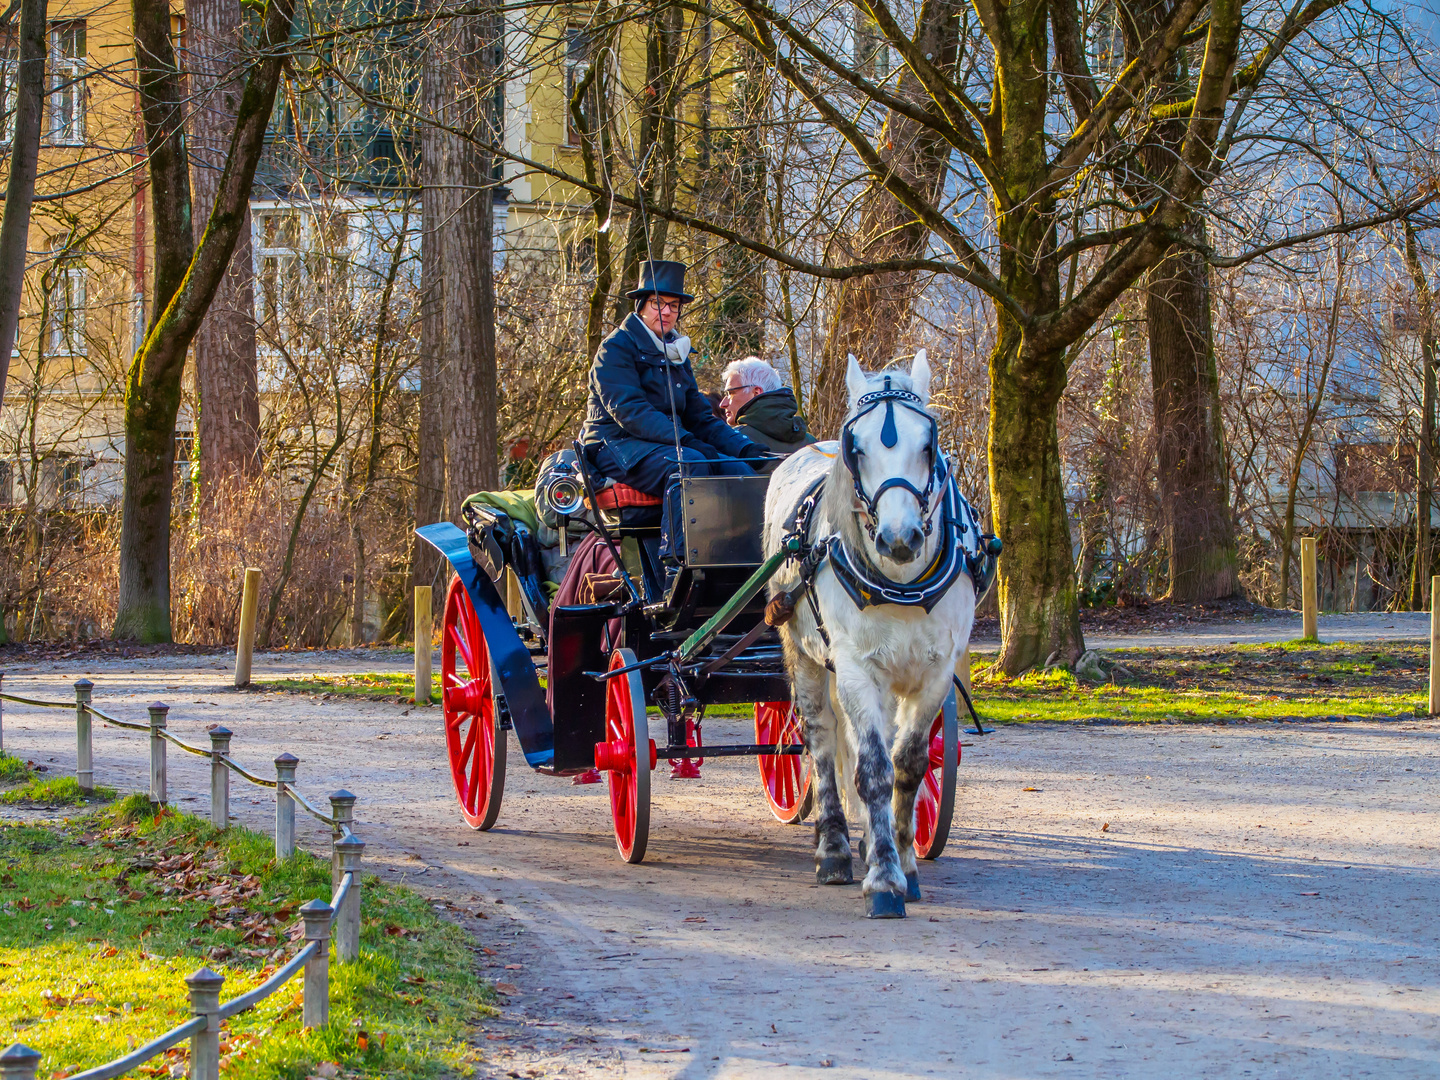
840, 376, 948, 540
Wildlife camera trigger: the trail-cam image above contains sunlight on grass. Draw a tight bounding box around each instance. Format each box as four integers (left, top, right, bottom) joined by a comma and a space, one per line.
0, 776, 116, 806
0, 752, 32, 785
255, 672, 440, 703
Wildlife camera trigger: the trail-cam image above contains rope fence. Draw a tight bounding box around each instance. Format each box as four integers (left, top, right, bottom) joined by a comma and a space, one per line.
0, 673, 367, 1080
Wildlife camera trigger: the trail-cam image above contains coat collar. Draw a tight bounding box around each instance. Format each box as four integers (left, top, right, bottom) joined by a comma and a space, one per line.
623, 312, 692, 364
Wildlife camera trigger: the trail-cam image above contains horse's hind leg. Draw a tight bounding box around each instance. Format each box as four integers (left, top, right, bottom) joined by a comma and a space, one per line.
794, 657, 851, 884
834, 670, 907, 918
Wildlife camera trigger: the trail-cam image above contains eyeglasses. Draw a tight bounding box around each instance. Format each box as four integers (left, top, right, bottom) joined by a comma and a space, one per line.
721, 384, 758, 400
647, 298, 684, 314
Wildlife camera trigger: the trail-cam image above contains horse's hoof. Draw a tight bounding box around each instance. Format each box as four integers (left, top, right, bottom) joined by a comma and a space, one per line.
865, 891, 907, 919
816, 856, 854, 885
857, 837, 867, 860
905, 871, 921, 902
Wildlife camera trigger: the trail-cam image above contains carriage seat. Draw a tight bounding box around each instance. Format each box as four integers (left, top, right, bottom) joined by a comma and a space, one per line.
586, 481, 664, 529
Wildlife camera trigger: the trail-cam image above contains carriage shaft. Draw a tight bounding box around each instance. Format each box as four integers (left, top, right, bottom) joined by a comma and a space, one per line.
676, 544, 793, 663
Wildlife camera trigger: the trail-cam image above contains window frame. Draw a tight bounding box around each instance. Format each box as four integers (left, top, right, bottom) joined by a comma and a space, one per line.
46, 20, 85, 146
47, 259, 86, 357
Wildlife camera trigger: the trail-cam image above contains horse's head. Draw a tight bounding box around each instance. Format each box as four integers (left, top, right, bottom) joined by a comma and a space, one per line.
841, 349, 942, 568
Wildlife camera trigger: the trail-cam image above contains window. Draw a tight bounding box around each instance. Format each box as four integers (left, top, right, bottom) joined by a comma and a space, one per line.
48, 260, 86, 356
47, 21, 84, 145
58, 457, 83, 506
1, 29, 16, 144
564, 25, 592, 146
254, 210, 303, 327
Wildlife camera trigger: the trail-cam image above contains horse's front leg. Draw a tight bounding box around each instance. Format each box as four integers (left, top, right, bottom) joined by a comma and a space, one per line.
792, 655, 852, 884
834, 665, 907, 918
891, 689, 946, 902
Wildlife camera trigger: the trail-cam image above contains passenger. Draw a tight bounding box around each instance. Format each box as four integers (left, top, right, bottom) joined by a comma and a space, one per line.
721, 357, 817, 466
581, 260, 766, 496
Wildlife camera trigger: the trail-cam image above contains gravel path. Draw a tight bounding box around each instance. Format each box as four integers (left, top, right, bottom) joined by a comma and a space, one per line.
1, 653, 1437, 1079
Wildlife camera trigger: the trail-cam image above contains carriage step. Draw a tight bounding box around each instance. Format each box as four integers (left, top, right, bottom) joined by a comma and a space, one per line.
669, 759, 702, 779
866, 891, 907, 919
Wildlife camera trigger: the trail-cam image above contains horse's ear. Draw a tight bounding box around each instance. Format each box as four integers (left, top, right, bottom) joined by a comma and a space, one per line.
846, 353, 868, 405
910, 349, 931, 404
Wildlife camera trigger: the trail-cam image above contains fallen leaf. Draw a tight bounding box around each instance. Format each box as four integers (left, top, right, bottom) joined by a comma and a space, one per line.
495, 982, 519, 995
1022, 787, 1041, 792
1101, 823, 1110, 832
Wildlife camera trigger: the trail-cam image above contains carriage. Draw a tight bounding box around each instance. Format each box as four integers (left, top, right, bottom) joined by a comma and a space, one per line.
416, 446, 974, 865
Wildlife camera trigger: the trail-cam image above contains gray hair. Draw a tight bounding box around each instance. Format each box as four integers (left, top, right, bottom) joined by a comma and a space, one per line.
722, 356, 783, 394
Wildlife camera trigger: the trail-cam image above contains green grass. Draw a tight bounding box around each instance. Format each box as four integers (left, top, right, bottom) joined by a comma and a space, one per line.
255, 672, 440, 704
0, 776, 116, 806
0, 793, 493, 1078
0, 752, 32, 785
969, 641, 1426, 724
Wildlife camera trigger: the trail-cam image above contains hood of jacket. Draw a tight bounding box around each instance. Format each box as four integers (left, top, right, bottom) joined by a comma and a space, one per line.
735, 387, 814, 446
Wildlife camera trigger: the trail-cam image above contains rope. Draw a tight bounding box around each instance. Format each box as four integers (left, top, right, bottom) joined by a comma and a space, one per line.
0, 691, 76, 709
287, 784, 337, 827
157, 729, 211, 757
221, 756, 279, 788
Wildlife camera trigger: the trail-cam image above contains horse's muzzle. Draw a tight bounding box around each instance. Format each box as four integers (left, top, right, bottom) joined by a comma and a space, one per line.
874, 524, 925, 565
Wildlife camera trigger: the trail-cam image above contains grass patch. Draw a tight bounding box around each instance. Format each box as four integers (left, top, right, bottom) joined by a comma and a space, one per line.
255, 672, 439, 704
0, 753, 32, 785
0, 776, 116, 807
0, 795, 493, 1078
969, 642, 1426, 724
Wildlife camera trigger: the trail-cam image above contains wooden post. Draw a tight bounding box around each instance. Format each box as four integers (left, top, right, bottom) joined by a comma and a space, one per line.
234, 567, 261, 688
414, 585, 432, 705
957, 647, 972, 697
74, 679, 93, 793
274, 753, 298, 858
148, 703, 168, 806
329, 789, 356, 890
334, 834, 365, 962
300, 899, 333, 1028
1430, 576, 1440, 717
0, 672, 6, 754
0, 1044, 41, 1080
185, 967, 224, 1080
209, 727, 232, 829
1300, 537, 1318, 640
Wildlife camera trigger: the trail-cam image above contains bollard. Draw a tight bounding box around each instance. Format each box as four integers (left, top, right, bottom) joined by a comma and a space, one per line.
235, 567, 262, 688
1300, 537, 1318, 640
274, 753, 298, 858
414, 585, 433, 705
0, 1044, 41, 1080
74, 679, 94, 794
1430, 576, 1440, 717
334, 834, 366, 962
209, 727, 233, 829
300, 899, 334, 1028
185, 967, 224, 1080
329, 790, 356, 890
148, 703, 169, 806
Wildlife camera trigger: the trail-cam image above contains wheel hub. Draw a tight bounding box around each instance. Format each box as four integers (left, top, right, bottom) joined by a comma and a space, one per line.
448, 677, 490, 717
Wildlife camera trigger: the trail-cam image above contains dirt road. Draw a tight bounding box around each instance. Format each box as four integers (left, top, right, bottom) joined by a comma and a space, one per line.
2, 655, 1437, 1078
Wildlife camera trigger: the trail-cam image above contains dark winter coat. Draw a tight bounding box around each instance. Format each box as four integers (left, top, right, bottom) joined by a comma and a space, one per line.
735, 388, 818, 454
580, 313, 759, 472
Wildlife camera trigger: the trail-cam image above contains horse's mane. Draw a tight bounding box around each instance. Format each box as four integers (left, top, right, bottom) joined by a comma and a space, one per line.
819, 366, 922, 569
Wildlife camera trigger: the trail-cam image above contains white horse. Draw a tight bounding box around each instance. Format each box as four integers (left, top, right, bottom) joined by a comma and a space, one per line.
762, 350, 976, 918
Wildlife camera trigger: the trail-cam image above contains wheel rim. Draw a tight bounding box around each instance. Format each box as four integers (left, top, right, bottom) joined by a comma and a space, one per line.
602, 648, 650, 863
441, 576, 505, 830
755, 702, 813, 823
913, 691, 958, 859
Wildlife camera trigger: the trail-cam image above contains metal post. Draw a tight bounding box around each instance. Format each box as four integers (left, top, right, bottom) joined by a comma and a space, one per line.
329, 790, 356, 890
1430, 576, 1440, 717
209, 727, 233, 829
1300, 536, 1318, 640
185, 967, 224, 1080
0, 1044, 41, 1080
334, 834, 365, 962
300, 899, 333, 1028
235, 567, 262, 688
274, 753, 298, 858
414, 585, 432, 705
74, 678, 93, 794
147, 703, 169, 806
0, 671, 6, 755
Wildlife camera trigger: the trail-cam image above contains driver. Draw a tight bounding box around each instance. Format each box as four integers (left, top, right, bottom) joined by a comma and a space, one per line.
581, 259, 766, 495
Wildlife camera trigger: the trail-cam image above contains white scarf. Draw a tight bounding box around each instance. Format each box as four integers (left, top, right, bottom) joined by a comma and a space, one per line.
639, 318, 692, 364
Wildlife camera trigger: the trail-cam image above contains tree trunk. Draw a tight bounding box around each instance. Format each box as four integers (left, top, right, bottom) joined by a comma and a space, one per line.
188, 0, 260, 486
0, 0, 47, 403
1147, 222, 1241, 601
440, 11, 499, 511
413, 45, 448, 601
989, 325, 1084, 673
115, 0, 296, 641
810, 0, 963, 437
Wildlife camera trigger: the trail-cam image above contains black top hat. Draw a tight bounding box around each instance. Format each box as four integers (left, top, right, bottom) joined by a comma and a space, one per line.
626, 259, 694, 303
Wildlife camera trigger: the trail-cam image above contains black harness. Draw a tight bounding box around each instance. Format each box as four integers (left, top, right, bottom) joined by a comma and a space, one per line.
840, 377, 947, 539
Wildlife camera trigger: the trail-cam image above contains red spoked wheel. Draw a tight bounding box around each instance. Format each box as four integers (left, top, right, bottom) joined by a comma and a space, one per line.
755, 702, 813, 824
913, 690, 958, 859
593, 648, 653, 863
441, 575, 507, 830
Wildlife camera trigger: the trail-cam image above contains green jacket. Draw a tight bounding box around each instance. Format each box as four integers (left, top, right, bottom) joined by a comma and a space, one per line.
735, 388, 817, 455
